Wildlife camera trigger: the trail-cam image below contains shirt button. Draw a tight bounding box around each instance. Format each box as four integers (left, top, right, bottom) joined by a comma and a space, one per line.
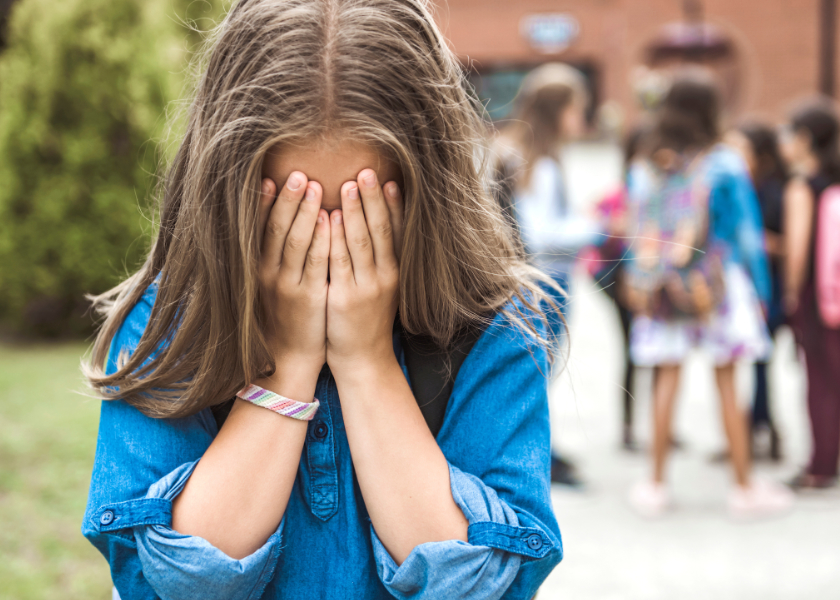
526, 533, 543, 550
313, 420, 329, 441
99, 510, 115, 526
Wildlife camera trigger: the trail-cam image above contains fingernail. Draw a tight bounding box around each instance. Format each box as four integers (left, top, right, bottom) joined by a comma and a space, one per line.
305, 187, 316, 202
347, 185, 359, 200
386, 182, 399, 198
288, 173, 303, 191
262, 180, 272, 195
317, 214, 324, 223
362, 172, 376, 188
334, 212, 343, 224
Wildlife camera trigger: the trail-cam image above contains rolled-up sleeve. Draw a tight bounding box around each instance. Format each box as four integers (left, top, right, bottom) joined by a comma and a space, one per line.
85, 453, 284, 600
372, 307, 563, 599
136, 461, 284, 599
82, 282, 284, 600
371, 463, 555, 600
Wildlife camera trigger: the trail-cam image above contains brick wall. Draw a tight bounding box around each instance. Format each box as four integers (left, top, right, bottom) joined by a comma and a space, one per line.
434, 0, 839, 122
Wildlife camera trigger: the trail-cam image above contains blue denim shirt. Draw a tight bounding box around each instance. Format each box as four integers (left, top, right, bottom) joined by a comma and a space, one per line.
82, 282, 563, 599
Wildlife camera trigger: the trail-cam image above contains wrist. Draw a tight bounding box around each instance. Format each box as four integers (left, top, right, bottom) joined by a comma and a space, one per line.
327, 347, 399, 382
256, 354, 323, 402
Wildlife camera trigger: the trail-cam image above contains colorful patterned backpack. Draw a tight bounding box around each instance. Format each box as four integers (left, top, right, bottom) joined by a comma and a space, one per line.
624, 152, 726, 319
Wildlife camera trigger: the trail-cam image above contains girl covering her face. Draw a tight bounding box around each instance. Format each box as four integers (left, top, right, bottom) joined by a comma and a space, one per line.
82, 1, 563, 598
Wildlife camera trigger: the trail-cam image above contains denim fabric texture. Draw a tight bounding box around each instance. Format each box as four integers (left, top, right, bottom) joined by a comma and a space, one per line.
82, 282, 563, 599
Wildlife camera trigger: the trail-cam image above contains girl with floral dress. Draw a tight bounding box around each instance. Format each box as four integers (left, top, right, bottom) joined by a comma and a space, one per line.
625, 71, 793, 519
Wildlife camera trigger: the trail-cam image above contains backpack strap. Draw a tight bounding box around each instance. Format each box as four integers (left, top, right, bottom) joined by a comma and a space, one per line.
211, 325, 484, 436
400, 323, 484, 438
211, 397, 235, 432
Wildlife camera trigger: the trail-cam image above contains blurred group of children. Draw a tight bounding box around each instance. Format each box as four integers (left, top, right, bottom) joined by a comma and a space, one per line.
590, 72, 840, 518
496, 61, 840, 519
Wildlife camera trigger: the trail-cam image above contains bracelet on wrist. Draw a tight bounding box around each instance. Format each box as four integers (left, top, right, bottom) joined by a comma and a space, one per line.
236, 384, 320, 421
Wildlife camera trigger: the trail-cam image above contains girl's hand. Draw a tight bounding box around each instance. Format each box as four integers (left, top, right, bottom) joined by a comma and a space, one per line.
257, 172, 330, 381
326, 169, 404, 372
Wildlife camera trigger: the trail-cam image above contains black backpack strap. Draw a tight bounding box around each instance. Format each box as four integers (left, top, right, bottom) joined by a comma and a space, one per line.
211, 397, 235, 433
401, 324, 483, 438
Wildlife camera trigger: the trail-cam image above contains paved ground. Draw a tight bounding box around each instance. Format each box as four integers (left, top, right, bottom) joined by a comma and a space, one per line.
536, 143, 840, 600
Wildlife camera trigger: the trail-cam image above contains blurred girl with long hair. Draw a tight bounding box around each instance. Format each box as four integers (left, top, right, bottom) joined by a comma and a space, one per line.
781, 98, 840, 490
495, 63, 598, 485
496, 63, 594, 310
625, 71, 793, 518
80, 1, 563, 597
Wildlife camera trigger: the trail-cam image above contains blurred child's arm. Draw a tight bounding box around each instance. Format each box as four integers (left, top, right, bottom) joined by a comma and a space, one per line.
783, 178, 815, 313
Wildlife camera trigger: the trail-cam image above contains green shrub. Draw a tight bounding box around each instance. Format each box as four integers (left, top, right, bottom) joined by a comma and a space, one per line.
0, 0, 222, 336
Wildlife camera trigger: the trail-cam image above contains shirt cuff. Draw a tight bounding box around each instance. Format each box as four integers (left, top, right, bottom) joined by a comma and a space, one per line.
370, 463, 554, 600
99, 460, 283, 600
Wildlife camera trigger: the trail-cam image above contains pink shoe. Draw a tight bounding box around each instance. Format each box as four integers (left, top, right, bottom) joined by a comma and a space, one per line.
628, 480, 671, 518
728, 479, 794, 520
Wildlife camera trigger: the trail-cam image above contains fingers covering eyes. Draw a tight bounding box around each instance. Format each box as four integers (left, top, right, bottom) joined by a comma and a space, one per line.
258, 178, 277, 250
302, 208, 330, 286
280, 181, 323, 284
262, 171, 308, 268
329, 210, 353, 285
383, 181, 404, 263
340, 180, 375, 278
260, 169, 403, 288
356, 169, 397, 270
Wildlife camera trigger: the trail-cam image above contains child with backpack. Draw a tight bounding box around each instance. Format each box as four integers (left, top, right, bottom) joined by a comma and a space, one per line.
781, 98, 840, 490
625, 71, 793, 519
80, 1, 563, 598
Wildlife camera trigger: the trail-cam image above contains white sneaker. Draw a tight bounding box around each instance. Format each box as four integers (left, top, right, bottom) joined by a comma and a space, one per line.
728, 478, 795, 520
628, 480, 671, 518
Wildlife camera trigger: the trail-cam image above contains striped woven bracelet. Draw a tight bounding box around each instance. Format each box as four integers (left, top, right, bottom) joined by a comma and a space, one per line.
236, 384, 320, 421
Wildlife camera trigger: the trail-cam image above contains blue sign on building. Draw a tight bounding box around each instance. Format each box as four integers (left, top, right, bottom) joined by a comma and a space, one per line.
520, 13, 580, 54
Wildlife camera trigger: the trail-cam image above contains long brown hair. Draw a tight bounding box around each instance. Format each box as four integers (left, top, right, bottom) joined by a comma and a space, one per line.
790, 98, 840, 182
648, 69, 722, 155
84, 0, 558, 419
498, 63, 588, 189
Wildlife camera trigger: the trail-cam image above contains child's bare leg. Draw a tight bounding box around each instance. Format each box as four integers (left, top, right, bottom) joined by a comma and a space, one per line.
715, 363, 751, 487
652, 364, 681, 483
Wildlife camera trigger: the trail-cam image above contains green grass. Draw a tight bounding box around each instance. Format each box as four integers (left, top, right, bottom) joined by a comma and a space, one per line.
0, 343, 111, 600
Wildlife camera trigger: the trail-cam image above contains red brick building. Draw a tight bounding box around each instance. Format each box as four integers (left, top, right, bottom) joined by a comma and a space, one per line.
434, 0, 839, 124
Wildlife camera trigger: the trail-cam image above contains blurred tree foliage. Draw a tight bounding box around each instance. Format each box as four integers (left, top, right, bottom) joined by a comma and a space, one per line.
0, 0, 225, 336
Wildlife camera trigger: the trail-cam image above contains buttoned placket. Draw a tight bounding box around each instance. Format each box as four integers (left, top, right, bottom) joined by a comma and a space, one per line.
305, 368, 339, 521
